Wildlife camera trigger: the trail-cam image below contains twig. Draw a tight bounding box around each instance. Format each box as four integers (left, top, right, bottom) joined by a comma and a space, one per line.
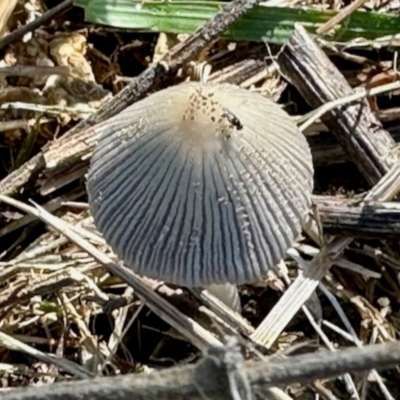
319, 283, 395, 400
296, 107, 400, 135
0, 331, 92, 379
0, 65, 70, 77
1, 102, 95, 116
0, 118, 52, 133
0, 188, 85, 238
315, 199, 400, 240
301, 306, 359, 398
0, 0, 73, 50
293, 243, 379, 277
191, 288, 254, 336
0, 0, 262, 196
2, 340, 400, 400
279, 268, 359, 398
298, 81, 400, 132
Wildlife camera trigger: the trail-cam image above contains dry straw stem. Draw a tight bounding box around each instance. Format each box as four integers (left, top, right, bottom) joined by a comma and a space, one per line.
0, 188, 85, 238
0, 331, 92, 379
0, 65, 70, 77
251, 23, 400, 347
192, 288, 255, 336
0, 118, 52, 134
316, 0, 369, 35
0, 0, 73, 50
317, 283, 395, 400
0, 0, 262, 197
2, 340, 400, 400
297, 80, 400, 132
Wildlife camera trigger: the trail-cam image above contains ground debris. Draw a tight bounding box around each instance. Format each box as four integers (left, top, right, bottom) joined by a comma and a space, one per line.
1, 1, 400, 399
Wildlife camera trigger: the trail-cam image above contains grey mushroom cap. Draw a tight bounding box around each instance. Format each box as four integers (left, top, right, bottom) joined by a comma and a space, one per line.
87, 82, 314, 287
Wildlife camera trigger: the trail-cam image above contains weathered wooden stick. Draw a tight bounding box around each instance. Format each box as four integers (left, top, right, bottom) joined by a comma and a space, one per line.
2, 340, 400, 400
310, 126, 400, 166
314, 197, 400, 239
278, 24, 400, 185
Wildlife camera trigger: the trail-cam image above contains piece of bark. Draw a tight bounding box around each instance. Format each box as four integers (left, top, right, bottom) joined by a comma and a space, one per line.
278, 24, 400, 185
313, 196, 400, 239
209, 58, 266, 85
0, 0, 262, 197
2, 340, 400, 400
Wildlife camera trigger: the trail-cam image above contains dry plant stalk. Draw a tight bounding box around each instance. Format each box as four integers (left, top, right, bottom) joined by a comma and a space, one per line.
316, 0, 369, 35
315, 198, 400, 239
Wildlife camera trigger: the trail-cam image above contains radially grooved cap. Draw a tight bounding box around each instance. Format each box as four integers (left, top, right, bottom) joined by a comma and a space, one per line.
87, 82, 314, 287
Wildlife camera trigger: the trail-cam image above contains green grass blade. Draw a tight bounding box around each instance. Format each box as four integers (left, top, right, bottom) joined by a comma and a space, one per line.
73, 0, 400, 44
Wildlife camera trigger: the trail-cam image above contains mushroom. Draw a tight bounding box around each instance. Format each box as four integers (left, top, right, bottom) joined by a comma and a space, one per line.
86, 82, 314, 312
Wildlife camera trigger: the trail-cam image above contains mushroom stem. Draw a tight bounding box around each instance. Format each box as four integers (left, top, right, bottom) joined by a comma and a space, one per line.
204, 283, 241, 313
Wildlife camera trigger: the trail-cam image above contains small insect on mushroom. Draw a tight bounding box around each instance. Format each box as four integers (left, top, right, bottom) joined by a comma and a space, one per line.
222, 107, 243, 131
87, 82, 314, 301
